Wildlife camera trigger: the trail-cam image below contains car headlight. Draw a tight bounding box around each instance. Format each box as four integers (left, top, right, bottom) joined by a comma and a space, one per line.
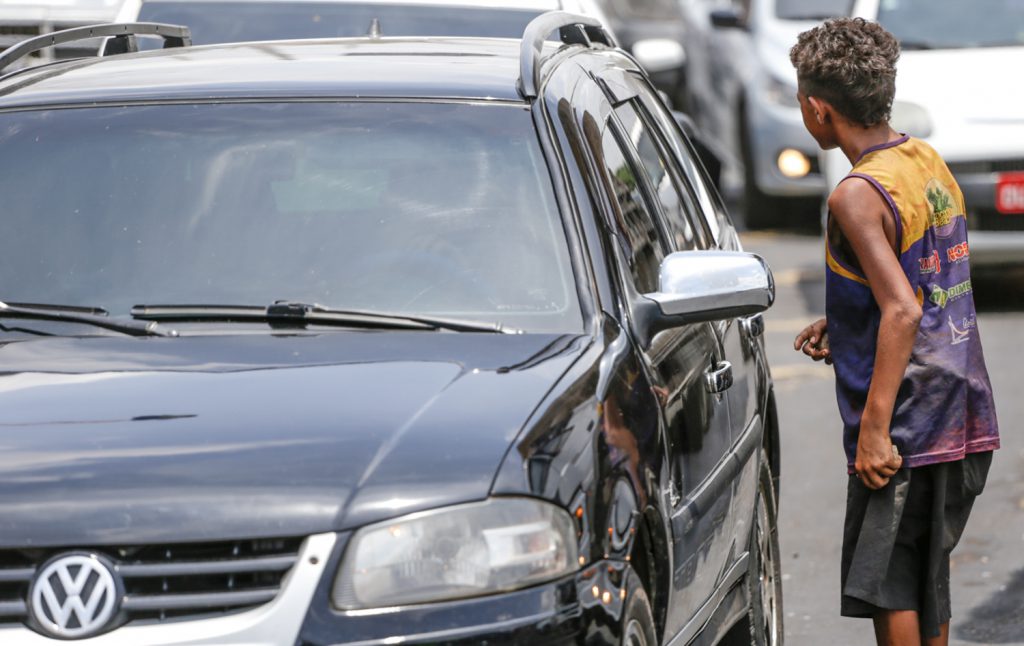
890, 101, 933, 138
331, 497, 578, 609
763, 74, 800, 109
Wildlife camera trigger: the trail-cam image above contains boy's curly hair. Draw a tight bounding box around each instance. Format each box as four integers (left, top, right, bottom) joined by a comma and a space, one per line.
790, 17, 900, 127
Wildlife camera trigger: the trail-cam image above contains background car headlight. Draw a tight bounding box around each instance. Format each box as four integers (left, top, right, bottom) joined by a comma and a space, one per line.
890, 101, 933, 138
777, 148, 812, 178
331, 497, 578, 609
763, 74, 800, 109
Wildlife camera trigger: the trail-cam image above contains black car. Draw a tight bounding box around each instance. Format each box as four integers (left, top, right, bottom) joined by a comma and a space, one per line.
0, 16, 781, 645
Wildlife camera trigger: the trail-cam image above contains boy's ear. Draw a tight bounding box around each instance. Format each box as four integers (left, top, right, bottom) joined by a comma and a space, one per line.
807, 96, 830, 124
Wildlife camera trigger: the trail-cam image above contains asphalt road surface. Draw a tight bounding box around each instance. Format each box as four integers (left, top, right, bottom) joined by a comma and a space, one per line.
741, 230, 1024, 646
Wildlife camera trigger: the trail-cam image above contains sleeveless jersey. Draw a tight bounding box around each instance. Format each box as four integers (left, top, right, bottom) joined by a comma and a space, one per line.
825, 135, 1000, 471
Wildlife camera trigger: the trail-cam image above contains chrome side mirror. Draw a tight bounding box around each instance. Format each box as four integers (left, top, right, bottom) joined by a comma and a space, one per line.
635, 251, 774, 343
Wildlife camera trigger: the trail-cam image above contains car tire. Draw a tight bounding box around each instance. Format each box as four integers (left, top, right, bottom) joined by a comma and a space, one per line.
749, 458, 784, 645
621, 569, 657, 646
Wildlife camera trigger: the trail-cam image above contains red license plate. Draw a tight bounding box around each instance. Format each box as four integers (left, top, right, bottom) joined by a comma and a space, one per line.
996, 172, 1024, 214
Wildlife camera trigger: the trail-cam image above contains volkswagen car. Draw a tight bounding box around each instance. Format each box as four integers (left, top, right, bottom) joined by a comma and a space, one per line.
0, 15, 781, 645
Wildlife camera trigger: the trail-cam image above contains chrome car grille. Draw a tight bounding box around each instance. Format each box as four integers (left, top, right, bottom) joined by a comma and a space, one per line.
0, 536, 303, 626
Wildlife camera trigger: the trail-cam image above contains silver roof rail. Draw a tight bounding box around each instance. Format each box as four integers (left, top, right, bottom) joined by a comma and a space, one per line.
0, 23, 192, 74
518, 11, 616, 100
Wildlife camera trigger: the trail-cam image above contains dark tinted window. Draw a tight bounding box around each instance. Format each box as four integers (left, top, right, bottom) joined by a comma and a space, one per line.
613, 102, 702, 252
598, 124, 666, 294
775, 0, 850, 20
137, 1, 541, 43
0, 102, 581, 333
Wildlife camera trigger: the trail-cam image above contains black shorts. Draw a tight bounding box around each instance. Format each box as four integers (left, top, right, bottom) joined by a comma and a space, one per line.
840, 451, 993, 638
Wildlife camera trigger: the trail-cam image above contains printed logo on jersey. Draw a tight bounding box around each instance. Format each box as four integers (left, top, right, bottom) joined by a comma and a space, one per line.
929, 279, 972, 308
925, 178, 961, 238
947, 241, 969, 264
948, 314, 976, 346
919, 249, 942, 274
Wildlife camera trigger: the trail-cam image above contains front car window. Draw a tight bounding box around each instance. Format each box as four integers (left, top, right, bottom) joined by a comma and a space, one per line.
612, 102, 703, 252
0, 102, 582, 333
876, 0, 1024, 49
629, 77, 740, 250
774, 0, 850, 20
137, 2, 542, 43
596, 122, 667, 295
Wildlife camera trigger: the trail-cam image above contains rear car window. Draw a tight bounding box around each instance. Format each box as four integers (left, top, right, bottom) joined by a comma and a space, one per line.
0, 102, 583, 333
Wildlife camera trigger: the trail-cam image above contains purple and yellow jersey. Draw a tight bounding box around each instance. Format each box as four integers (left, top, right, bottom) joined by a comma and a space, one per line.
826, 135, 1000, 471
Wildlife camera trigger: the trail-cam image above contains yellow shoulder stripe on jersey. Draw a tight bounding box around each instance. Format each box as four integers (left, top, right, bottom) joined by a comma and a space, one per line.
826, 244, 869, 287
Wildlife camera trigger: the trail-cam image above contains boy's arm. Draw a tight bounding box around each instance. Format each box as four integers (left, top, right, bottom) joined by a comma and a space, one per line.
829, 178, 920, 489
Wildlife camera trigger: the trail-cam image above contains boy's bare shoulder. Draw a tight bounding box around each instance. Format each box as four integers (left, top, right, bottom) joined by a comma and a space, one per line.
827, 176, 888, 226
827, 178, 884, 219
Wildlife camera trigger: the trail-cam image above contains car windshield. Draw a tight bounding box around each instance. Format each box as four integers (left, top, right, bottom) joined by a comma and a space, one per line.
0, 102, 583, 333
775, 0, 850, 20
876, 0, 1024, 49
136, 1, 542, 44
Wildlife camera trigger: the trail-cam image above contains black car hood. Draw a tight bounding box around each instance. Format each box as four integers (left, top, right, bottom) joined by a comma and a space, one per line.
0, 331, 588, 547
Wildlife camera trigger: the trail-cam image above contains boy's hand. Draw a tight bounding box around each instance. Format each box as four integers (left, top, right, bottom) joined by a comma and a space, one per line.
794, 318, 832, 364
854, 427, 903, 489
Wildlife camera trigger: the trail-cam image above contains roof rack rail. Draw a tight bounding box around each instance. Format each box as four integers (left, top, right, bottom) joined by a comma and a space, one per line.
0, 23, 192, 74
518, 11, 616, 100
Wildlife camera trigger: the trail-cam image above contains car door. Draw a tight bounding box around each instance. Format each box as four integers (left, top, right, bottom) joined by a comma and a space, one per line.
630, 74, 769, 578
583, 71, 740, 638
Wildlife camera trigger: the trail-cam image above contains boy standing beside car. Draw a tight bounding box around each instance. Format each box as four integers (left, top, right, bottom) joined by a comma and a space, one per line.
789, 17, 1000, 646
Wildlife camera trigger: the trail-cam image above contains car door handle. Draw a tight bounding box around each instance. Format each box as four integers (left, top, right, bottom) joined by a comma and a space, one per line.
704, 360, 733, 394
740, 314, 765, 339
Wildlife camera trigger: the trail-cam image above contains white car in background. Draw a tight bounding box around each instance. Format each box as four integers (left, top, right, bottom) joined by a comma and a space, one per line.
821, 0, 1024, 266
0, 0, 121, 68
116, 0, 616, 45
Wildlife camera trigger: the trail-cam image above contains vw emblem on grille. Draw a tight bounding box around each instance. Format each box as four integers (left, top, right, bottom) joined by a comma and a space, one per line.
29, 553, 120, 639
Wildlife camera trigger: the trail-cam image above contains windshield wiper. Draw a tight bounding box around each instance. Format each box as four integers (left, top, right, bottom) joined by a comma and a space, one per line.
130, 301, 519, 334
0, 301, 176, 337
